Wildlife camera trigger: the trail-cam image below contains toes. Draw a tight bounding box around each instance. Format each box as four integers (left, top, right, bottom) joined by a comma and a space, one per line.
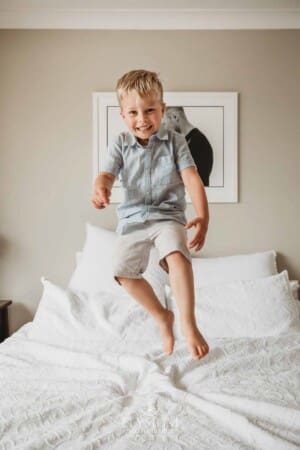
197, 346, 204, 359
202, 344, 209, 355
191, 346, 201, 360
191, 345, 209, 360
159, 309, 175, 356
199, 344, 209, 358
163, 328, 175, 356
165, 338, 174, 355
198, 346, 204, 357
186, 332, 210, 360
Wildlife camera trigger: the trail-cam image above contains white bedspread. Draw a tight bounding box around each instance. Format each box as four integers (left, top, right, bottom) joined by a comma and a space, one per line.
1, 308, 300, 449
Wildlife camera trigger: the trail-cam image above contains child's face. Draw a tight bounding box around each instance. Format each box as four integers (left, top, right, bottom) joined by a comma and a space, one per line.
120, 90, 166, 144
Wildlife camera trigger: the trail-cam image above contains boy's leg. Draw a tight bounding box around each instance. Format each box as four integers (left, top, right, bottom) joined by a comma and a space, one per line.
116, 276, 165, 320
152, 221, 209, 360
113, 229, 175, 355
164, 251, 209, 360
116, 276, 175, 355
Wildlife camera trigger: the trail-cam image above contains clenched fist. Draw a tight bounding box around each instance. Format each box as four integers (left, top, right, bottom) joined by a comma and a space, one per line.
91, 186, 111, 209
91, 172, 115, 209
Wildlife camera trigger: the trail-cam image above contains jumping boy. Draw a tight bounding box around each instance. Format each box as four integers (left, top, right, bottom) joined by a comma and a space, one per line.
92, 69, 209, 360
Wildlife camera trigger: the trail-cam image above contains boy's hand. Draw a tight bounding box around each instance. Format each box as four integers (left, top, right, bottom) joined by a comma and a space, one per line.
91, 172, 115, 209
185, 217, 208, 252
91, 186, 111, 209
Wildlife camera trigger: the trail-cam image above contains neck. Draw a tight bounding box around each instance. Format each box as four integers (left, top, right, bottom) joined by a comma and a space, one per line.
137, 137, 149, 146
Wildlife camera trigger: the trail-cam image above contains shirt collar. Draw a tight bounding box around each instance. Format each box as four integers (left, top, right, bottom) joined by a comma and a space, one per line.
125, 124, 169, 147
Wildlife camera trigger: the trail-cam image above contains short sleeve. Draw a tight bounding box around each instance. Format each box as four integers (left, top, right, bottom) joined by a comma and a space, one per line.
102, 136, 123, 177
173, 132, 196, 172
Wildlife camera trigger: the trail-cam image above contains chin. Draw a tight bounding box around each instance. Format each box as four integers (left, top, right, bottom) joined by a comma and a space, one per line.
138, 131, 154, 139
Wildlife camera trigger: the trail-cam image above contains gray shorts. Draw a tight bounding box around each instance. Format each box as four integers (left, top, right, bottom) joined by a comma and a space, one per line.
112, 220, 191, 284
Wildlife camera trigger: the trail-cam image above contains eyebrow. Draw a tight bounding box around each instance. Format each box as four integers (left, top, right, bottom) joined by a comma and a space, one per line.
127, 105, 156, 111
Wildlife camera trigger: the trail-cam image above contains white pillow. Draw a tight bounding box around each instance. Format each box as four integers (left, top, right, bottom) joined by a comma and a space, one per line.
29, 277, 162, 354
191, 250, 278, 288
68, 223, 167, 305
165, 271, 300, 339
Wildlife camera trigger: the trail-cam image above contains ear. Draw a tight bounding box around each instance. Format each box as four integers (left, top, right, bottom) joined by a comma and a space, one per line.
119, 108, 125, 119
161, 102, 166, 115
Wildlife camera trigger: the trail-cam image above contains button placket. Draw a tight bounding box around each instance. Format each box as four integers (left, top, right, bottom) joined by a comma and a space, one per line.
144, 146, 152, 212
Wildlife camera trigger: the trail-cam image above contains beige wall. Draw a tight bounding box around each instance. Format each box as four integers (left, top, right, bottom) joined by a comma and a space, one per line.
1, 30, 299, 333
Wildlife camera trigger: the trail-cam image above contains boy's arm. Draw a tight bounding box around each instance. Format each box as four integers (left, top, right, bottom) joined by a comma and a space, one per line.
180, 166, 209, 252
91, 172, 115, 209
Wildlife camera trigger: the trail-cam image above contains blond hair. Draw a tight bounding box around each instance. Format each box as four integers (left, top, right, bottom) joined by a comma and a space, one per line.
116, 69, 163, 105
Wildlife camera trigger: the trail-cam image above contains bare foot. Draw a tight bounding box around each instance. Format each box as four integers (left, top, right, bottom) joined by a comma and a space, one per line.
156, 309, 175, 356
181, 322, 209, 360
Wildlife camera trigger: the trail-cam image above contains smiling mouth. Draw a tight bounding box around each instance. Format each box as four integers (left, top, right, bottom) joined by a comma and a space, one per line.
136, 125, 152, 132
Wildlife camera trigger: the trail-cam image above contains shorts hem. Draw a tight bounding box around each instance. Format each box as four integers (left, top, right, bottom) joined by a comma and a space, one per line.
159, 249, 191, 273
114, 273, 144, 285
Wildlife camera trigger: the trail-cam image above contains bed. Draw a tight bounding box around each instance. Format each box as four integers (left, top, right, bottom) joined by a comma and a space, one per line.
0, 223, 299, 449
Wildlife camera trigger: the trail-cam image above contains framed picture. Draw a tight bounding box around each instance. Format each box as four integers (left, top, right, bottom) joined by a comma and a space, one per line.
93, 91, 238, 203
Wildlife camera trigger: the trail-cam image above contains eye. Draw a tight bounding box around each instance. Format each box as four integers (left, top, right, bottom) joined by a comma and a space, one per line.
147, 108, 155, 113
128, 111, 137, 116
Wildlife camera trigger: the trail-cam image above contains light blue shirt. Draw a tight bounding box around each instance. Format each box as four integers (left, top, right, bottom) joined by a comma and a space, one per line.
103, 124, 196, 235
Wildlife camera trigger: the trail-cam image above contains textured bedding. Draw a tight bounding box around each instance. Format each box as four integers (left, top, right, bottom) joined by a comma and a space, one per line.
1, 298, 300, 449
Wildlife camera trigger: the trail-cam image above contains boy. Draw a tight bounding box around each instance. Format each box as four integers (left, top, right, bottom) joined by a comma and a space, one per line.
92, 70, 209, 360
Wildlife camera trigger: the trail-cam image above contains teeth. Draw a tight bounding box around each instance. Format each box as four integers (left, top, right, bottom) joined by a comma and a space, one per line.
138, 126, 151, 131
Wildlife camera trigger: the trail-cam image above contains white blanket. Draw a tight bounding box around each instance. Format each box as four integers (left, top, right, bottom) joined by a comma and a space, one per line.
0, 315, 300, 449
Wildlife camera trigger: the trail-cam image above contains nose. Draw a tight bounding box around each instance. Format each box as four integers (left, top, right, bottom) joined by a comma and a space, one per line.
137, 111, 147, 122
